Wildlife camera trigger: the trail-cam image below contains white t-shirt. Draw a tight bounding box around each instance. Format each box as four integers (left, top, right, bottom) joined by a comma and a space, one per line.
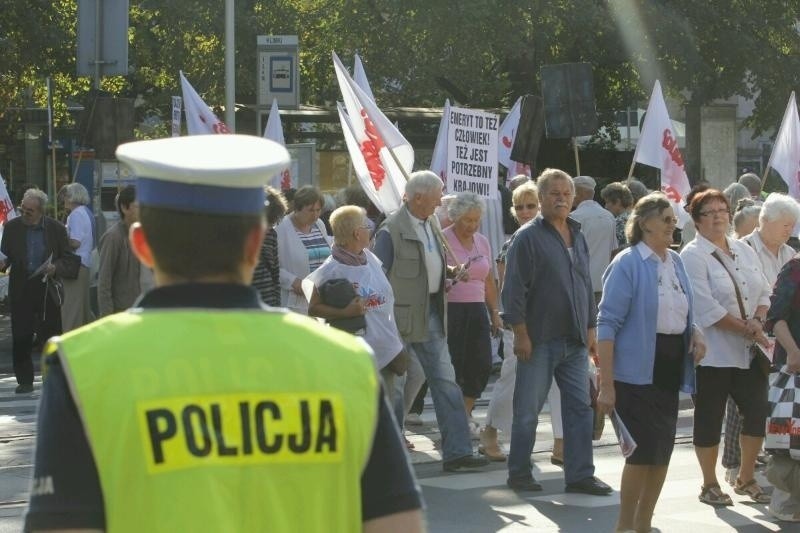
67, 205, 94, 268
305, 250, 404, 370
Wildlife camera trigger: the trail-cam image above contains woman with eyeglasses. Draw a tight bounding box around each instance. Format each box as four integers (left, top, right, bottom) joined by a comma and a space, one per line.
597, 192, 706, 532
680, 188, 772, 507
443, 192, 501, 434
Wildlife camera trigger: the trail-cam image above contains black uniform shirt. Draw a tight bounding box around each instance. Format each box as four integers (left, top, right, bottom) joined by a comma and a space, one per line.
25, 283, 422, 531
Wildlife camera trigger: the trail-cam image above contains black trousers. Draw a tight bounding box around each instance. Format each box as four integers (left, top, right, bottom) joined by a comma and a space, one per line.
10, 277, 61, 385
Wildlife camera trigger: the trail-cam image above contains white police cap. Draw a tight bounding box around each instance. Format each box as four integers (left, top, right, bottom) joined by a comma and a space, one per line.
116, 134, 290, 215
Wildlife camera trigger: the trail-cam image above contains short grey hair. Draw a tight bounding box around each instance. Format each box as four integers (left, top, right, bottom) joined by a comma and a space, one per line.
508, 174, 530, 191
329, 205, 366, 246
63, 182, 90, 206
760, 192, 800, 224
723, 182, 749, 210
536, 168, 574, 196
733, 205, 760, 235
738, 172, 762, 196
626, 179, 649, 203
446, 192, 485, 222
405, 170, 443, 199
22, 188, 48, 209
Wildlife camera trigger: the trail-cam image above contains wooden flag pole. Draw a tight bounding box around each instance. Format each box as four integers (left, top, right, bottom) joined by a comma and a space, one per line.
760, 164, 771, 185
573, 137, 581, 176
627, 158, 636, 179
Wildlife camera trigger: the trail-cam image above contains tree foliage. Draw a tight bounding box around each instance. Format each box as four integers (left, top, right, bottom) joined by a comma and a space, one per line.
2, 0, 799, 138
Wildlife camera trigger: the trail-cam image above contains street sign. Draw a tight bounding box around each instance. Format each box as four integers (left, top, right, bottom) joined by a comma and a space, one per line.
77, 0, 129, 77
257, 35, 300, 109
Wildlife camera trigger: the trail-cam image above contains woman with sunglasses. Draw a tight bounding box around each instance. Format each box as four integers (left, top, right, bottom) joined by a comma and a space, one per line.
443, 192, 502, 434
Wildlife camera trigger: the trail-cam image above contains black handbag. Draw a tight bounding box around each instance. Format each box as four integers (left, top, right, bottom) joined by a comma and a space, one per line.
54, 251, 81, 280
318, 278, 366, 334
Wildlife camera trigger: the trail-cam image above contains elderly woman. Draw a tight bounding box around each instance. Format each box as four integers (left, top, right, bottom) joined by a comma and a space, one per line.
725, 193, 800, 508
680, 188, 772, 506
601, 181, 634, 250
275, 185, 331, 313
443, 192, 502, 430
304, 205, 405, 386
251, 187, 288, 307
62, 182, 95, 331
597, 192, 706, 532
480, 182, 539, 460
765, 230, 800, 522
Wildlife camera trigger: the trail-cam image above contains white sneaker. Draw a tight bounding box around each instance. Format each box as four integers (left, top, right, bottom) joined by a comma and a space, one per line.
405, 413, 423, 426
724, 467, 738, 487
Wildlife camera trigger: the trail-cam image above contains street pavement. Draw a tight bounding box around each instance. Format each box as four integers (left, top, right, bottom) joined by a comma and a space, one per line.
0, 337, 795, 532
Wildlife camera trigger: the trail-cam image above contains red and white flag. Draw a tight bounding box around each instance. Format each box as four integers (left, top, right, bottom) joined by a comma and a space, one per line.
0, 173, 16, 224
633, 80, 691, 227
337, 103, 391, 212
353, 53, 376, 102
766, 92, 800, 199
430, 99, 450, 185
333, 52, 412, 213
263, 98, 292, 190
498, 97, 531, 181
179, 71, 230, 135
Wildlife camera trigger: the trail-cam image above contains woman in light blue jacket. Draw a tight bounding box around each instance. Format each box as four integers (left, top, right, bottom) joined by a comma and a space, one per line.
597, 192, 706, 533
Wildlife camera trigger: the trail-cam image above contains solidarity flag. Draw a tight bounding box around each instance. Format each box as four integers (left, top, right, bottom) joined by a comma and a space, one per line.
179, 71, 230, 135
353, 53, 376, 102
497, 97, 531, 180
430, 99, 451, 185
765, 92, 800, 199
333, 52, 412, 213
633, 80, 691, 227
263, 98, 293, 190
0, 173, 16, 224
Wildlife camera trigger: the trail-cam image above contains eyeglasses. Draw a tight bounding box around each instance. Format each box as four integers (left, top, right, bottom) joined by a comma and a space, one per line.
514, 203, 538, 210
699, 208, 730, 218
660, 216, 678, 225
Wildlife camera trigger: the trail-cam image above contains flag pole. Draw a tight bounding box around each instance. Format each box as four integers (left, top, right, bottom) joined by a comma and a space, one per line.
760, 165, 771, 185
627, 159, 636, 179
572, 137, 581, 176
384, 144, 460, 265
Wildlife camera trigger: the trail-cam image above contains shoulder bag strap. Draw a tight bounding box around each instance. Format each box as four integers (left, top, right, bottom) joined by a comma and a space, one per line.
710, 250, 747, 320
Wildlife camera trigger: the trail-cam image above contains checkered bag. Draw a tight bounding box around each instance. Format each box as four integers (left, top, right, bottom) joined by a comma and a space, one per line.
765, 367, 800, 460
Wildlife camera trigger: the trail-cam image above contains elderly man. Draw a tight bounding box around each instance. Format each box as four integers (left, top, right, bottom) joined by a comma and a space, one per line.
0, 189, 70, 393
373, 170, 489, 472
571, 175, 616, 304
738, 172, 765, 203
502, 168, 611, 495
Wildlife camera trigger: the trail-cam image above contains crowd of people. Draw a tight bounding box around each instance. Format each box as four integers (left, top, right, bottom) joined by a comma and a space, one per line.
6, 156, 800, 529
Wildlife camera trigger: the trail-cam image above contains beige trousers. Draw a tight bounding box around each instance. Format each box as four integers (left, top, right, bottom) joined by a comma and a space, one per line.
61, 265, 93, 332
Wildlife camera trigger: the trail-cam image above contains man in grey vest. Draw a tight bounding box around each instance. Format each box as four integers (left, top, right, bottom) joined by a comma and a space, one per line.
373, 170, 489, 472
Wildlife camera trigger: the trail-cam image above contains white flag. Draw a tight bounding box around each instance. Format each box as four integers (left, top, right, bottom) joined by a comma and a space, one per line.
263, 98, 292, 190
430, 99, 450, 184
179, 71, 230, 135
353, 53, 376, 102
0, 173, 17, 224
497, 97, 531, 181
766, 92, 800, 199
332, 52, 412, 213
633, 80, 691, 227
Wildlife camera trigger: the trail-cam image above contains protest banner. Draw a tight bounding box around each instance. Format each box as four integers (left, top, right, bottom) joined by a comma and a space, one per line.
446, 106, 498, 198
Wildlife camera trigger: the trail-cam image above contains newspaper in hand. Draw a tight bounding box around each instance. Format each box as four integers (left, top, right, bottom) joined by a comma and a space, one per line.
28, 253, 53, 280
610, 409, 637, 458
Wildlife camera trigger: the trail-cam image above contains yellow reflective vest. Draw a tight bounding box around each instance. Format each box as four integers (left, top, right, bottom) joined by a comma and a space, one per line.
55, 309, 379, 533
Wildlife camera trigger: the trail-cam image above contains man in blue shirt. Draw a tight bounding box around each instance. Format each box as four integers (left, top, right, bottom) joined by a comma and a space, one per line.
501, 168, 612, 495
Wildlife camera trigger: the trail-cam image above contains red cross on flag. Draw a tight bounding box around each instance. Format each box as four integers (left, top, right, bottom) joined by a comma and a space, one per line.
0, 174, 17, 225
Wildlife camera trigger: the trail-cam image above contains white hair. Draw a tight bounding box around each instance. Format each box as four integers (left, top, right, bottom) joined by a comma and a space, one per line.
723, 182, 749, 210
405, 170, 443, 199
760, 192, 800, 224
63, 182, 90, 206
446, 192, 485, 222
22, 188, 48, 209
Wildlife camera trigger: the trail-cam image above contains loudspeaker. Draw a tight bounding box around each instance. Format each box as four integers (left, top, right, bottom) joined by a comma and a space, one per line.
81, 96, 135, 159
510, 94, 545, 167
540, 63, 597, 139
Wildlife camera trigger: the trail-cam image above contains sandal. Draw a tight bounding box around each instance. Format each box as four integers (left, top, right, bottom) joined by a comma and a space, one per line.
734, 478, 771, 504
698, 483, 733, 506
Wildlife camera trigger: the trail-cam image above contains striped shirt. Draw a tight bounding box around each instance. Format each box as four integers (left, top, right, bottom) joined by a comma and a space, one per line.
251, 228, 281, 307
298, 224, 331, 273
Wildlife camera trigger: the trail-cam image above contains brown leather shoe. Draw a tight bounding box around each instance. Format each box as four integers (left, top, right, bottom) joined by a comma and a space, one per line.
478, 427, 507, 461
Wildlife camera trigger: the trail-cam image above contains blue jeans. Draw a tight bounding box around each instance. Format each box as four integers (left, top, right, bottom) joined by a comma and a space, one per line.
393, 305, 473, 462
508, 337, 595, 484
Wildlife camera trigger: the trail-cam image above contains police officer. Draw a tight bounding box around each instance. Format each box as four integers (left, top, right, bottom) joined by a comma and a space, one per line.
25, 135, 424, 533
